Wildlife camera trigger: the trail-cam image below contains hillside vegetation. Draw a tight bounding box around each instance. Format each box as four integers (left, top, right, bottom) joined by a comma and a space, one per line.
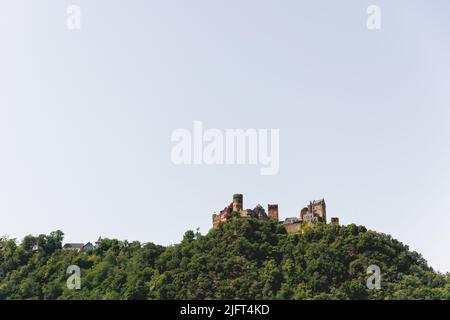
0, 216, 448, 299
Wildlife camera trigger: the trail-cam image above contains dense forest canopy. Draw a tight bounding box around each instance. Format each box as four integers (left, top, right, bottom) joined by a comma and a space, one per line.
0, 216, 449, 300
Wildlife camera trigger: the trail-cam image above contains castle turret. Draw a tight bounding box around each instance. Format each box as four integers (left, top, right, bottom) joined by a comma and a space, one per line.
232, 194, 243, 212
300, 207, 308, 221
212, 213, 220, 228
310, 199, 326, 223
331, 217, 339, 225
268, 204, 279, 221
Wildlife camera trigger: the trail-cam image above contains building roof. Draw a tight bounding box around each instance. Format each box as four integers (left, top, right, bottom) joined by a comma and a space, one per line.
283, 217, 300, 224
63, 243, 85, 249
83, 242, 94, 250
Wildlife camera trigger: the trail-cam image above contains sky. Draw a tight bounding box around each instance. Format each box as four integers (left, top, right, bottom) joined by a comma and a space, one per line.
0, 0, 449, 272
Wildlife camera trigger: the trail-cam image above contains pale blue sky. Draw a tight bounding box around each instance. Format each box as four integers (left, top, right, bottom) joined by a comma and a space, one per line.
0, 1, 449, 272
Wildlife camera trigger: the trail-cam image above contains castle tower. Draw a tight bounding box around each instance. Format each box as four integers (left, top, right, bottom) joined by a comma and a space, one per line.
232, 194, 243, 212
268, 204, 279, 221
331, 217, 339, 225
212, 213, 220, 228
300, 207, 308, 221
310, 199, 327, 222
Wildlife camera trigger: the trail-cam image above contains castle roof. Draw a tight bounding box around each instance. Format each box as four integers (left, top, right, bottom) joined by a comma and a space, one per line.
283, 217, 301, 224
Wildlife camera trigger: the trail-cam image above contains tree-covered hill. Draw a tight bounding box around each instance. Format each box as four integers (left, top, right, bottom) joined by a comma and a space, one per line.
0, 217, 448, 300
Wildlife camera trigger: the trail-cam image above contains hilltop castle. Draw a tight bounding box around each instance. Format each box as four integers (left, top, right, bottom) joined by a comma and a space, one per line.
212, 194, 339, 233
